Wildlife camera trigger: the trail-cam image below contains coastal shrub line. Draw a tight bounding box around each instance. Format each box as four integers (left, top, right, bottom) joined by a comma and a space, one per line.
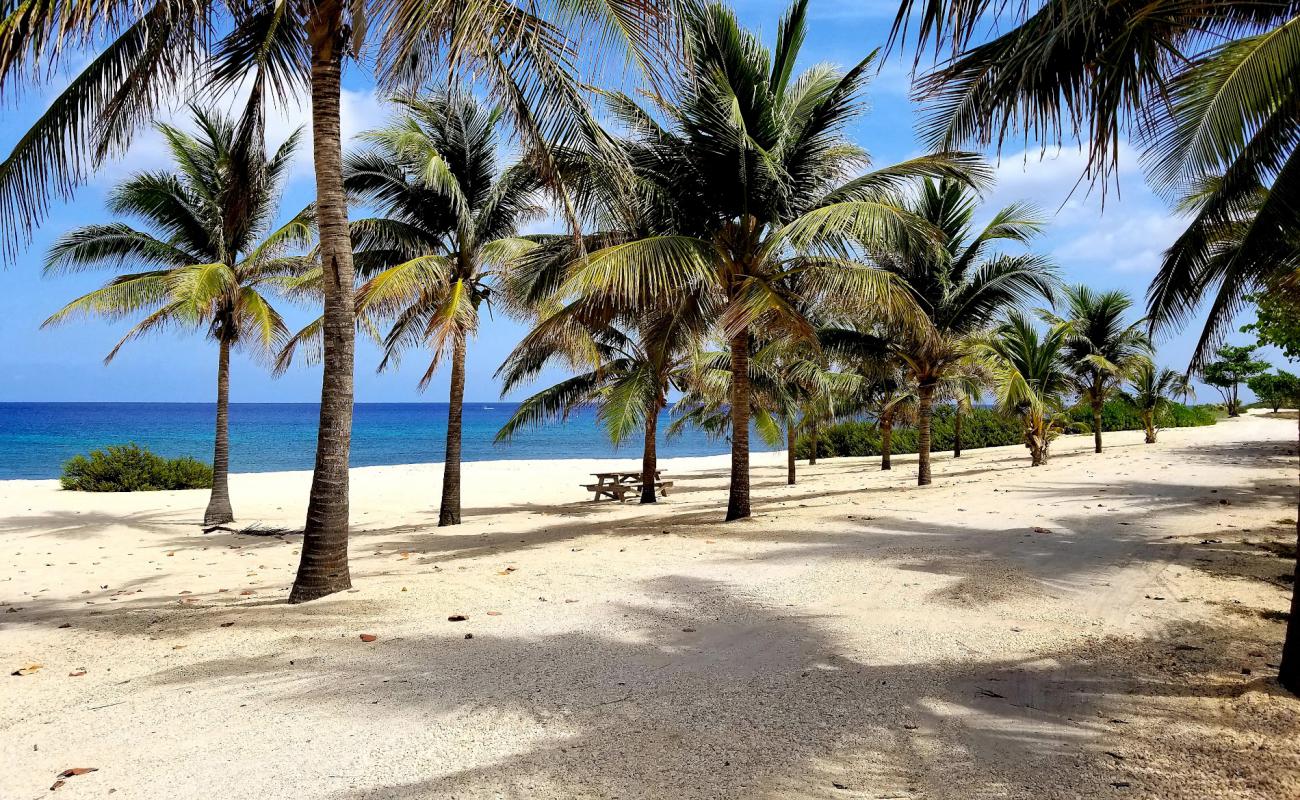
796, 402, 1219, 460
61, 444, 213, 492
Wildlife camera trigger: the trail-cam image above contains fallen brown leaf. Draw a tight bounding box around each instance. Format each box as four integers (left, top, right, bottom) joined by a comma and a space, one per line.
58, 768, 98, 778
359, 633, 378, 642
11, 663, 42, 675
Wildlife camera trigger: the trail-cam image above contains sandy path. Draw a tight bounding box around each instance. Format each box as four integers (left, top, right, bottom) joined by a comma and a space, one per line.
2, 414, 1298, 799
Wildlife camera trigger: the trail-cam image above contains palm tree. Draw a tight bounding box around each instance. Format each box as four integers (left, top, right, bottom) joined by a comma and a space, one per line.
41, 107, 308, 528
876, 178, 1055, 485
500, 309, 706, 503
672, 336, 852, 487
978, 312, 1072, 466
1126, 363, 1194, 444
343, 90, 542, 527
1, 1, 680, 604
559, 0, 985, 519
1048, 285, 1152, 453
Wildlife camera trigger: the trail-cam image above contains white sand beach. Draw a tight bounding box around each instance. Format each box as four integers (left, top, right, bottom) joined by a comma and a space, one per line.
2, 413, 1298, 799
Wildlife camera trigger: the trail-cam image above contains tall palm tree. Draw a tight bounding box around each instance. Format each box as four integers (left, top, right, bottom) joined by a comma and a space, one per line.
876, 178, 1055, 485
1, 1, 680, 604
497, 295, 709, 504
978, 311, 1072, 466
1048, 285, 1152, 453
41, 107, 308, 528
345, 90, 541, 527
559, 0, 985, 520
1125, 363, 1194, 444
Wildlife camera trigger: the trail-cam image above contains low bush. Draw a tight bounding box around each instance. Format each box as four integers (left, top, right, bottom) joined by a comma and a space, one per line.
60, 444, 213, 492
798, 401, 1217, 460
1065, 399, 1220, 432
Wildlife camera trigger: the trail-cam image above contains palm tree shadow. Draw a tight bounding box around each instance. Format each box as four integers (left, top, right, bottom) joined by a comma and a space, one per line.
127, 575, 1298, 799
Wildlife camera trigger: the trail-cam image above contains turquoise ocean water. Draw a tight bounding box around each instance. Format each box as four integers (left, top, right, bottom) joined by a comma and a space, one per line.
0, 402, 769, 480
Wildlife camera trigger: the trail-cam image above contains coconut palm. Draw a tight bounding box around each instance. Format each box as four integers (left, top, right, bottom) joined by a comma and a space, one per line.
876, 177, 1056, 485
667, 335, 849, 487
1047, 285, 1152, 453
497, 291, 711, 505
558, 0, 987, 519
1125, 363, 1194, 444
344, 90, 542, 527
41, 107, 309, 528
1, 0, 681, 604
978, 311, 1072, 466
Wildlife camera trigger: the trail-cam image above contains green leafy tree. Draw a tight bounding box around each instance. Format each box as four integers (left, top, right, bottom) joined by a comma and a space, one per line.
888, 0, 1300, 691
1048, 285, 1152, 453
1247, 371, 1300, 413
1201, 344, 1270, 416
1245, 289, 1300, 361
42, 107, 308, 528
557, 0, 986, 520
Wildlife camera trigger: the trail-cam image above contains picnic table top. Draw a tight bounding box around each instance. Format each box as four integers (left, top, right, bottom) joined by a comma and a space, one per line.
591, 470, 662, 481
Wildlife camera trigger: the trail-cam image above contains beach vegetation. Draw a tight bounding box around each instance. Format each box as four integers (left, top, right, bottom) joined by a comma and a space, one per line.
41, 106, 308, 529
1049, 286, 1152, 453
1201, 344, 1271, 417
61, 444, 212, 492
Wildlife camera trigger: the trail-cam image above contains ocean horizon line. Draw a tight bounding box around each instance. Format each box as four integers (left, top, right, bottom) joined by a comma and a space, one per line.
0, 401, 765, 480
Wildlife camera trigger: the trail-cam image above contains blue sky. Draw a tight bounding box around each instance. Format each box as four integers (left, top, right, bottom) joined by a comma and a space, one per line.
0, 0, 1286, 404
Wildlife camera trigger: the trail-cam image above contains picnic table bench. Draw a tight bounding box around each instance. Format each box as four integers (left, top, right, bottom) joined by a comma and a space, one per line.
582, 470, 674, 502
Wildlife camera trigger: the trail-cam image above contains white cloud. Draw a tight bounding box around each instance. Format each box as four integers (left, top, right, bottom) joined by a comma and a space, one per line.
1052, 211, 1187, 275
92, 83, 383, 187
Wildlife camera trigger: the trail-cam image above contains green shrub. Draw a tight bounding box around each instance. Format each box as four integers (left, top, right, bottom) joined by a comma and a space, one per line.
798, 401, 1217, 460
1066, 400, 1220, 432
60, 444, 213, 492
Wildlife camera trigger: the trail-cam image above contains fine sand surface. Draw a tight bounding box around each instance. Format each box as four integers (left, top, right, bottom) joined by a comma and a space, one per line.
2, 413, 1298, 799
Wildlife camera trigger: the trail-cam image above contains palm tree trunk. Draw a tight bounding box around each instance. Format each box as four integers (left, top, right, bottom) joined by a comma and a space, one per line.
953, 404, 963, 458
639, 398, 660, 504
809, 422, 818, 465
439, 332, 467, 526
786, 418, 796, 485
1027, 417, 1047, 466
880, 410, 893, 471
726, 329, 751, 521
1143, 410, 1157, 444
917, 381, 935, 485
203, 337, 234, 528
290, 2, 354, 604
1092, 397, 1104, 453
1278, 413, 1299, 694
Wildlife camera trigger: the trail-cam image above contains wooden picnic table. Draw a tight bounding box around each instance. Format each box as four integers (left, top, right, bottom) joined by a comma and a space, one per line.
582, 470, 671, 502
590, 470, 661, 486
